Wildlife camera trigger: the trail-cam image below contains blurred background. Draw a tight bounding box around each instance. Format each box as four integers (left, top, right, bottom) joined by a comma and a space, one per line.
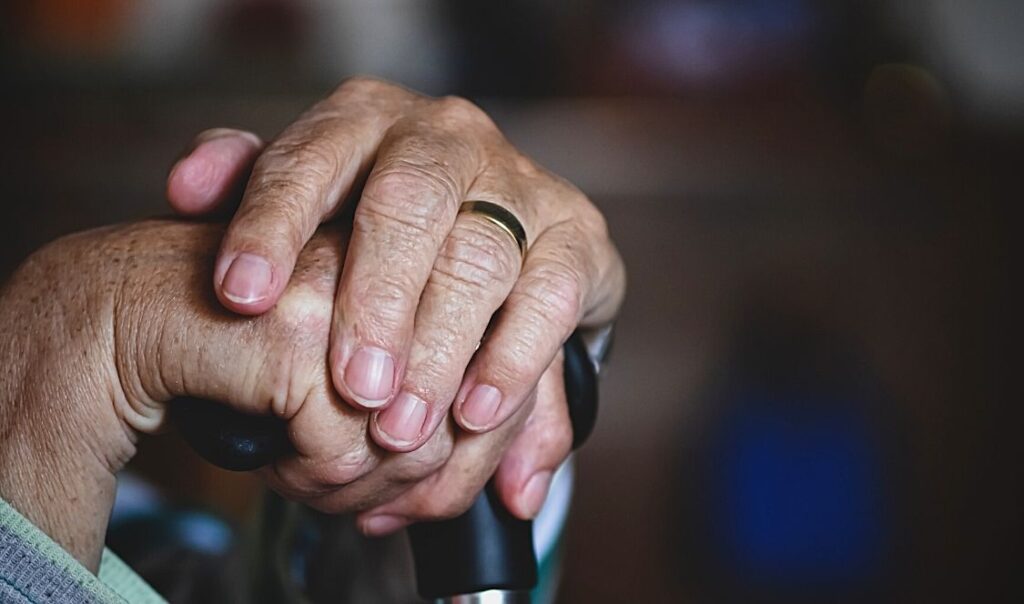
0, 0, 1018, 602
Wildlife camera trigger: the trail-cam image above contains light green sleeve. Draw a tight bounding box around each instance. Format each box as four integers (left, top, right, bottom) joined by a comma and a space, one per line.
0, 496, 165, 603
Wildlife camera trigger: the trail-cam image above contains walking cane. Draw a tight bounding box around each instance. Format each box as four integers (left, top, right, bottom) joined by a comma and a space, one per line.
171, 330, 598, 603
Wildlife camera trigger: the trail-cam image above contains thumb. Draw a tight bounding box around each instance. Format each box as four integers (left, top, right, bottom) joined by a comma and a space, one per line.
167, 128, 263, 217
113, 221, 343, 434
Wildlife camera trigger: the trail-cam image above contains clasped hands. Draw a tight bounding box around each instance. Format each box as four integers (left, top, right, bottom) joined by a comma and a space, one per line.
0, 78, 625, 571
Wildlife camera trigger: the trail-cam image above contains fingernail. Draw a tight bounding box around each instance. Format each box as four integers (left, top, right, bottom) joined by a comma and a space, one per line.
520, 471, 553, 519
376, 391, 428, 445
361, 514, 408, 536
344, 346, 395, 406
222, 253, 273, 304
460, 384, 502, 430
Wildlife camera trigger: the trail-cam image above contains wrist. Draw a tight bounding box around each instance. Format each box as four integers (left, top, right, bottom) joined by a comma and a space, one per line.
107, 220, 225, 435
0, 234, 137, 570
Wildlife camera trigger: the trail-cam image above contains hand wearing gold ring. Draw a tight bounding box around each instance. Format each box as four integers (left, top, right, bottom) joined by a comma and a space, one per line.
166, 77, 626, 532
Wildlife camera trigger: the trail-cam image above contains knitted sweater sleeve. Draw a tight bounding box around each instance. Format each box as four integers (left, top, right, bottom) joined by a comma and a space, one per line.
0, 496, 164, 603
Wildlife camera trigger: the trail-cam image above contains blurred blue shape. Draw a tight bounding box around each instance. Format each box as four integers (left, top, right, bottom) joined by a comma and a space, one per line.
710, 394, 887, 587
172, 510, 235, 556
620, 0, 820, 86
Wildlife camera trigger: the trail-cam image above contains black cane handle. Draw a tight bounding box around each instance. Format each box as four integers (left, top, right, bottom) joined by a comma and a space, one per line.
407, 331, 598, 600
171, 330, 599, 600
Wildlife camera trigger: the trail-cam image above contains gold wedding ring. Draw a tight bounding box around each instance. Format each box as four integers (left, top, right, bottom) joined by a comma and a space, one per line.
458, 200, 528, 259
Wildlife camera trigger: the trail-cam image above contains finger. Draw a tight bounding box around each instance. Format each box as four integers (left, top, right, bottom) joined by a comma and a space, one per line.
330, 97, 503, 410
260, 381, 381, 502
453, 218, 611, 433
213, 79, 413, 315
492, 356, 572, 519
355, 389, 536, 536
370, 176, 527, 449
273, 419, 455, 515
167, 128, 263, 216
132, 223, 343, 432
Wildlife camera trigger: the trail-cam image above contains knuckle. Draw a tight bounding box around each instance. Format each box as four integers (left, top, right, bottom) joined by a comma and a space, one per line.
393, 444, 449, 484
233, 217, 301, 258
270, 289, 333, 349
260, 136, 341, 181
357, 163, 459, 237
407, 336, 458, 389
337, 74, 379, 91
488, 348, 536, 388
374, 268, 421, 302
348, 270, 420, 332
532, 168, 607, 235
335, 75, 394, 97
353, 195, 432, 244
510, 150, 542, 178
309, 447, 373, 487
515, 265, 583, 331
435, 95, 494, 129
331, 76, 420, 110
571, 193, 610, 240
239, 178, 320, 248
375, 157, 460, 205
246, 164, 316, 203
433, 222, 519, 292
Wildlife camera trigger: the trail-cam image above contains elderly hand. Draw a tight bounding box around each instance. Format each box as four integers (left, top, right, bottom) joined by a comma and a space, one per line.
0, 220, 569, 570
166, 77, 626, 459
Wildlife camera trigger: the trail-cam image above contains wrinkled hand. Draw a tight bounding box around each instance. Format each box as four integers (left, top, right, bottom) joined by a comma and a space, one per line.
166, 77, 626, 460
0, 220, 576, 569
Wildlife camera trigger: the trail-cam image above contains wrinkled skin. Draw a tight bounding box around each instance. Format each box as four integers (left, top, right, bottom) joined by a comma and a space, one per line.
0, 78, 628, 577
165, 77, 626, 538
0, 221, 570, 571
166, 77, 626, 456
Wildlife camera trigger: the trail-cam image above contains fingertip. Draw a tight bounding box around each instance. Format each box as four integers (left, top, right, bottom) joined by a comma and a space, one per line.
494, 451, 529, 518
371, 392, 430, 451
495, 463, 553, 521
167, 132, 263, 216
493, 464, 525, 519
455, 382, 503, 432
328, 360, 390, 416
517, 471, 553, 520
358, 513, 409, 537
213, 252, 280, 315
167, 154, 218, 215
335, 345, 396, 410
